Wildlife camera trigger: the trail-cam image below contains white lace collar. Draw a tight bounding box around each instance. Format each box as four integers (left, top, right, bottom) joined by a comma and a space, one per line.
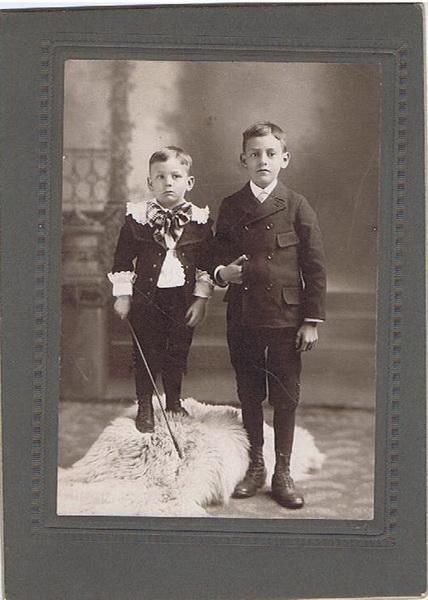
126, 198, 210, 225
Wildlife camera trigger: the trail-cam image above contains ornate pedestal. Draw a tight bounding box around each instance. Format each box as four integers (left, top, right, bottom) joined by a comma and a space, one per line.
61, 211, 109, 400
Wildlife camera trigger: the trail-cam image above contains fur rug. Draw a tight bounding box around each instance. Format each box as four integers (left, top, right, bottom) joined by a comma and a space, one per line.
58, 398, 324, 517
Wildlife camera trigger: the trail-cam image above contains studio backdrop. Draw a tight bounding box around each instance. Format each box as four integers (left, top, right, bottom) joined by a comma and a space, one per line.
58, 59, 380, 519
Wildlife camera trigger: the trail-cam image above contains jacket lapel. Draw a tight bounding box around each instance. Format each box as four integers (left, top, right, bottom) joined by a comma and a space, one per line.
128, 218, 165, 248
244, 181, 289, 225
237, 183, 260, 217
176, 221, 205, 246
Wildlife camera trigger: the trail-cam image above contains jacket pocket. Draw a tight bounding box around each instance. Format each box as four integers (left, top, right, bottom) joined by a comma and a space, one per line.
277, 230, 299, 248
282, 287, 301, 305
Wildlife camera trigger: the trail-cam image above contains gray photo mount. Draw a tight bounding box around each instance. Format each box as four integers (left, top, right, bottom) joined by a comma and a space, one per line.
0, 4, 425, 600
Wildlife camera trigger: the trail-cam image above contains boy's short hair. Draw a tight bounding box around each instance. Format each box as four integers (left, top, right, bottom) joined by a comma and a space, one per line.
242, 122, 288, 153
149, 146, 193, 173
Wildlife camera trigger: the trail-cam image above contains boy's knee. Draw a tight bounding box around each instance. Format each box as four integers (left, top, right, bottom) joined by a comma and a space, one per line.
234, 366, 267, 402
269, 381, 301, 411
271, 400, 299, 414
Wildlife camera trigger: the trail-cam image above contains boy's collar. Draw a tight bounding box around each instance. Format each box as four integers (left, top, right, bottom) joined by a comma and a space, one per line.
250, 179, 278, 200
126, 198, 210, 225
151, 197, 191, 211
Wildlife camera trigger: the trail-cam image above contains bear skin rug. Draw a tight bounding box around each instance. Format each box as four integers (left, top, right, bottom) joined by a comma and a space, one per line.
58, 398, 324, 517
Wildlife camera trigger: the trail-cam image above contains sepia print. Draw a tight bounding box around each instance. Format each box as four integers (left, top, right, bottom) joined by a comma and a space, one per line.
57, 59, 380, 519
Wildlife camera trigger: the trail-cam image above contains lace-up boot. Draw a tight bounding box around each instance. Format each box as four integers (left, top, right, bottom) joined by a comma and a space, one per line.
271, 453, 304, 509
232, 446, 267, 498
164, 370, 189, 416
135, 397, 154, 433
271, 408, 304, 509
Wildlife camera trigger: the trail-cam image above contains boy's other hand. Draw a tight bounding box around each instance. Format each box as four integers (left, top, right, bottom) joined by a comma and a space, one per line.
186, 297, 208, 327
114, 295, 131, 320
219, 255, 248, 285
295, 323, 318, 352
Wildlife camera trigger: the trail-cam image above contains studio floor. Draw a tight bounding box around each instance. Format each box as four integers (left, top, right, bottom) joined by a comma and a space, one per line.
58, 288, 376, 520
58, 393, 375, 520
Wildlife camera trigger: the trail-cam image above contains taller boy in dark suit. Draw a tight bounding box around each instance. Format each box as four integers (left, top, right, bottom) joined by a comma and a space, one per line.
213, 122, 326, 509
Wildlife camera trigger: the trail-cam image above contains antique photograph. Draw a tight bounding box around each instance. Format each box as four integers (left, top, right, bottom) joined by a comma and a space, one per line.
3, 4, 425, 599
57, 58, 380, 519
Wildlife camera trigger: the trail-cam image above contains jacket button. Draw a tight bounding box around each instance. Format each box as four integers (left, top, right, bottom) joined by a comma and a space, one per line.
266, 224, 272, 230
243, 286, 249, 291
265, 284, 272, 291
153, 264, 157, 268
148, 277, 153, 282
244, 225, 249, 231
267, 254, 273, 260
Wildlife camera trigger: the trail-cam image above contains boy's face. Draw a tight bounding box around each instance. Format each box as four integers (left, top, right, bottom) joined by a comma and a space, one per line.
240, 133, 290, 188
148, 158, 195, 209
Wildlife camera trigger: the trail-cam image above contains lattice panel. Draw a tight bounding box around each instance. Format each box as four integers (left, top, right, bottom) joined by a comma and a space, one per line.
62, 148, 111, 212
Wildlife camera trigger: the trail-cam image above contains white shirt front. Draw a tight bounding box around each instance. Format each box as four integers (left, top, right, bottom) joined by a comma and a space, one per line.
250, 179, 278, 202
151, 199, 187, 289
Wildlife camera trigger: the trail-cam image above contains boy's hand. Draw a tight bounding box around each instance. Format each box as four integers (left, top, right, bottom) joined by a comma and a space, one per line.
114, 295, 131, 320
295, 323, 318, 352
218, 255, 248, 285
185, 297, 208, 328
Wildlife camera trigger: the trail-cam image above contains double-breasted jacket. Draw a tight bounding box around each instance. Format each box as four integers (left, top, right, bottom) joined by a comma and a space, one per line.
213, 181, 327, 328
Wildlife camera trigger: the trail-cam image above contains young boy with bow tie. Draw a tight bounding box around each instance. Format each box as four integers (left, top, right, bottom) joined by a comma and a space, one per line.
108, 146, 213, 433
212, 122, 327, 509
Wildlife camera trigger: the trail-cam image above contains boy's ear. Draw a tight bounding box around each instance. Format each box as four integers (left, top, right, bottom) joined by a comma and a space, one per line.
240, 153, 248, 168
282, 151, 291, 169
186, 175, 195, 192
147, 176, 153, 191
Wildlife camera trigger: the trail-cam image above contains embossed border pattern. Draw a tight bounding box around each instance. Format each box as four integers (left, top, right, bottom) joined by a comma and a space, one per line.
32, 35, 407, 549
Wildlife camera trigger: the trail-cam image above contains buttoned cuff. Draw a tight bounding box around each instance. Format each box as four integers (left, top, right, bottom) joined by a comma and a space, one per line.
214, 265, 228, 287
194, 269, 214, 298
107, 271, 136, 297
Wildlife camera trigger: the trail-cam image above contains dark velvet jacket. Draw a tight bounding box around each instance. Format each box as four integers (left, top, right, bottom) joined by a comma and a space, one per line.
111, 203, 213, 308
212, 181, 327, 328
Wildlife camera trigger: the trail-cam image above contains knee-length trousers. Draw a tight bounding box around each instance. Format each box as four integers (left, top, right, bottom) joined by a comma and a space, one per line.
130, 287, 194, 403
227, 317, 302, 447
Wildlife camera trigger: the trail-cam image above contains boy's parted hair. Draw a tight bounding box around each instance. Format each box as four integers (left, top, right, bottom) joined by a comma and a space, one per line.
242, 122, 288, 153
149, 146, 193, 173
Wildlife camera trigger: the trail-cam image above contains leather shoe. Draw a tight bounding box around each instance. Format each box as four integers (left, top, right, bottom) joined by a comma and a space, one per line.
232, 447, 266, 499
165, 399, 189, 416
271, 470, 304, 509
135, 398, 154, 433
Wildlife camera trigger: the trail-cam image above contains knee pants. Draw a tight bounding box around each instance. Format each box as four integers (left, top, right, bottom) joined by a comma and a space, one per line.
227, 319, 302, 412
130, 288, 194, 400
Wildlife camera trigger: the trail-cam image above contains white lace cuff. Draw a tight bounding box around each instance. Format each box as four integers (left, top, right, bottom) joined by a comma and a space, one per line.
194, 269, 214, 298
107, 271, 136, 296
